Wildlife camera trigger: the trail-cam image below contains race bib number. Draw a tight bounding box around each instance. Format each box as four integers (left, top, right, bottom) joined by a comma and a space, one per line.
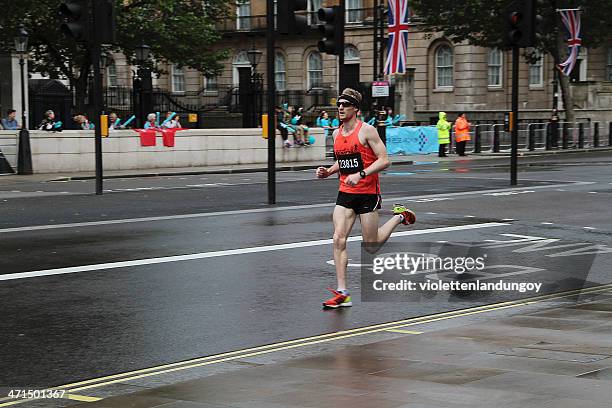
337, 152, 364, 175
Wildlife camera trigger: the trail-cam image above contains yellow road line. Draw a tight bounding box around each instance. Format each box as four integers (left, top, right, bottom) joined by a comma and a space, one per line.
1, 283, 610, 408
66, 394, 101, 402
66, 285, 611, 393
60, 283, 612, 391
385, 329, 424, 334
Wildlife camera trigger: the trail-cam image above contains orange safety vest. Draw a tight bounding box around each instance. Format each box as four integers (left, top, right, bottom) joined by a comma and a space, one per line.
454, 116, 471, 142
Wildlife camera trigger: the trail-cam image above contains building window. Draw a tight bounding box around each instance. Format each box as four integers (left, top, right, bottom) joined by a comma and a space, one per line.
435, 45, 453, 88
171, 64, 185, 93
236, 0, 251, 30
204, 74, 218, 93
346, 0, 363, 23
487, 49, 503, 87
608, 48, 612, 81
107, 61, 118, 87
529, 51, 543, 87
308, 0, 323, 25
275, 52, 286, 91
344, 45, 360, 63
307, 52, 323, 89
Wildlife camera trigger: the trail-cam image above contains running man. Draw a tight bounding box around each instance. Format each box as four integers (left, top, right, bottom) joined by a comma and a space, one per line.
316, 88, 416, 308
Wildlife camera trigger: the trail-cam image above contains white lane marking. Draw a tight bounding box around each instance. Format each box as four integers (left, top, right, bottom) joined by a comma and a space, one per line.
584, 227, 596, 230
541, 222, 554, 225
0, 182, 587, 234
0, 223, 507, 282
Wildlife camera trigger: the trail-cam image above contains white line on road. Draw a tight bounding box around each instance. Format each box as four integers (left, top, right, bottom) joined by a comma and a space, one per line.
0, 183, 586, 234
0, 223, 507, 282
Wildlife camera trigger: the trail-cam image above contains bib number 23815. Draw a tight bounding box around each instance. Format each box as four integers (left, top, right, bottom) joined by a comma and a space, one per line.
338, 153, 364, 175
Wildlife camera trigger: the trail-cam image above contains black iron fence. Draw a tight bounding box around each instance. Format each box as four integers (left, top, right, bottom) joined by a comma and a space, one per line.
217, 7, 377, 33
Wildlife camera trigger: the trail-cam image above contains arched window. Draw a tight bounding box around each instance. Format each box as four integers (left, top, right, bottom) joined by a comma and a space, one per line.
171, 64, 185, 93
307, 52, 323, 89
488, 48, 503, 87
275, 52, 286, 91
107, 60, 118, 87
435, 45, 453, 88
232, 51, 251, 86
344, 45, 360, 63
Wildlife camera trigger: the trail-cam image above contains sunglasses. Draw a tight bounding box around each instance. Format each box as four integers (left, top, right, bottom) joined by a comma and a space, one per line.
336, 101, 354, 108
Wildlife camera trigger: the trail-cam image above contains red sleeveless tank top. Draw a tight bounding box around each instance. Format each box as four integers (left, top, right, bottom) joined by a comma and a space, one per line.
333, 121, 380, 194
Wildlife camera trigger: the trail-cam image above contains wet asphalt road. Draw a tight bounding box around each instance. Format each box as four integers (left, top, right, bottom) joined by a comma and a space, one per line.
1, 152, 611, 391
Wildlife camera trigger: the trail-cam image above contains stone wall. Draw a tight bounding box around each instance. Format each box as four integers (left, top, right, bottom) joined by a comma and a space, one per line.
0, 128, 325, 174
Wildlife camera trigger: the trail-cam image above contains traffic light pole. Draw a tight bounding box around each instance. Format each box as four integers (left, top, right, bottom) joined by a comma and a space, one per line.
91, 41, 104, 195
510, 46, 519, 186
338, 1, 345, 91
267, 0, 276, 204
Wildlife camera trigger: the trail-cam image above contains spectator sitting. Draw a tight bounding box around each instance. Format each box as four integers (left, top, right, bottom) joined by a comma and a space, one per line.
73, 114, 94, 130
162, 112, 181, 129
144, 113, 157, 129
38, 110, 63, 131
109, 112, 123, 130
1, 109, 19, 130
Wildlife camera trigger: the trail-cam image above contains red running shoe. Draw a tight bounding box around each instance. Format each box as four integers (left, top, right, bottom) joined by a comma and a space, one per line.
393, 204, 416, 225
323, 288, 352, 308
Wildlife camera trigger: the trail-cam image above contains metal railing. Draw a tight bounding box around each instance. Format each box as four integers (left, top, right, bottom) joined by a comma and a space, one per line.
218, 7, 377, 32
461, 121, 610, 153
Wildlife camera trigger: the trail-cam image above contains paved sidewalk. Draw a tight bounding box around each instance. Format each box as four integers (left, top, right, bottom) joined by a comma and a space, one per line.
72, 288, 612, 408
1, 146, 611, 183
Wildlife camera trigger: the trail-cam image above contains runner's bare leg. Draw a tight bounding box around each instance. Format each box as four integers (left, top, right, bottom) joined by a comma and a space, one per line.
360, 211, 402, 244
332, 205, 357, 290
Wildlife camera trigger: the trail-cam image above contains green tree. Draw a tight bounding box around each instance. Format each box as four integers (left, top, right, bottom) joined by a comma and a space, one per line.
0, 0, 230, 112
411, 0, 612, 123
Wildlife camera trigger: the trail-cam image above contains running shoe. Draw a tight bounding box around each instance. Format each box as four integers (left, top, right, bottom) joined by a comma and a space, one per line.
393, 204, 416, 225
322, 288, 352, 308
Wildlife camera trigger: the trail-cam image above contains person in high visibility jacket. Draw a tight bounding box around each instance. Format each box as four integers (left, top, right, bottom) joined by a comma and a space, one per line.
454, 112, 471, 156
436, 111, 451, 157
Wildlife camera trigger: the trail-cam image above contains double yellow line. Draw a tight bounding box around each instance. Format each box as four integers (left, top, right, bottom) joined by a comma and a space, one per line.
2, 283, 610, 407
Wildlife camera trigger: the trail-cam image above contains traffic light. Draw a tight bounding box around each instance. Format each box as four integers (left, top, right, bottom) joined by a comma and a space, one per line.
503, 0, 536, 48
93, 0, 116, 44
59, 0, 91, 42
278, 0, 308, 35
317, 6, 344, 55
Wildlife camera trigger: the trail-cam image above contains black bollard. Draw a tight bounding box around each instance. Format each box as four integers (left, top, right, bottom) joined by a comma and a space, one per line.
562, 122, 569, 149
528, 125, 535, 151
609, 122, 612, 146
593, 122, 599, 148
545, 123, 552, 150
578, 122, 584, 149
474, 125, 482, 153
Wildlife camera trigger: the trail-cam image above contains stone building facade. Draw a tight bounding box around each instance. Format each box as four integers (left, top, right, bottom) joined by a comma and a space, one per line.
106, 0, 612, 123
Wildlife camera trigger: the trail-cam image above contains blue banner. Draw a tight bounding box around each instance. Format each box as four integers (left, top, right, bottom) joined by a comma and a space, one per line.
386, 126, 439, 155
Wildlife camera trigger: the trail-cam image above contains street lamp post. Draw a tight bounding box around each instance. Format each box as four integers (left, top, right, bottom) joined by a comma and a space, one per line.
14, 26, 32, 175
246, 45, 263, 128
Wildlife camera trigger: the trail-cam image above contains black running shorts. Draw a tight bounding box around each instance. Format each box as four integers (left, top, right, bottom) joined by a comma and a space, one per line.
336, 192, 382, 214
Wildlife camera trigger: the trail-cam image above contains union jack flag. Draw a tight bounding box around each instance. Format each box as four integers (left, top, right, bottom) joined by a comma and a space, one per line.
557, 9, 582, 76
384, 0, 410, 75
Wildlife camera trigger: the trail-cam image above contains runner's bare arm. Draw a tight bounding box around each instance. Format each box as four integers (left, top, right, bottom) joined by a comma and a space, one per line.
362, 125, 390, 176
